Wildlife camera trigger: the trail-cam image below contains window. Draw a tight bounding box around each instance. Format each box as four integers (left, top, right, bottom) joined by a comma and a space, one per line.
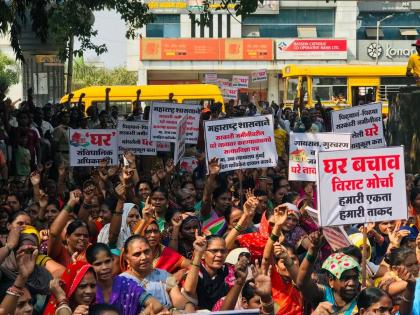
242, 9, 335, 38
287, 78, 299, 101
357, 12, 420, 40
191, 14, 196, 38
297, 26, 317, 38
146, 15, 180, 38
209, 13, 213, 38
227, 14, 231, 37
365, 28, 384, 38
200, 15, 205, 37
218, 14, 223, 37
312, 77, 347, 102
379, 77, 411, 101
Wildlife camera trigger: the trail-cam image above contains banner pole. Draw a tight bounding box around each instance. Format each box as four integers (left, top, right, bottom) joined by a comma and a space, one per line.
361, 223, 367, 288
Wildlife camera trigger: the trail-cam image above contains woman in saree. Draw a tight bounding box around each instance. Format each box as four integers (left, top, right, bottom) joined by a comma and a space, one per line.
43, 261, 96, 315
138, 219, 190, 274
86, 243, 163, 315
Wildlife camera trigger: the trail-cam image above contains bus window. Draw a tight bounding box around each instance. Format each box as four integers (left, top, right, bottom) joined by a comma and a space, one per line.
312, 77, 347, 103
92, 101, 132, 117
352, 87, 376, 106
380, 77, 411, 101
287, 78, 299, 101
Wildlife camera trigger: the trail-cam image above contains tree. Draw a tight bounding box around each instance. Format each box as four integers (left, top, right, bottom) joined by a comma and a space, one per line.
72, 58, 137, 90
0, 52, 20, 94
0, 1, 154, 62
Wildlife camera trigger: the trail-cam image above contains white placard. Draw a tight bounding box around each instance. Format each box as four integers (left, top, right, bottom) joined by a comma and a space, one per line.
180, 157, 198, 173
149, 102, 201, 144
331, 102, 385, 149
221, 87, 238, 100
317, 146, 406, 227
174, 115, 187, 165
157, 142, 171, 152
251, 70, 267, 82
232, 75, 249, 88
117, 121, 156, 156
217, 78, 232, 89
69, 129, 118, 166
289, 132, 352, 181
204, 115, 277, 173
204, 73, 217, 84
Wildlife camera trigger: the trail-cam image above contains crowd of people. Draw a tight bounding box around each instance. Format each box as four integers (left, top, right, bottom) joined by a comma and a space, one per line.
0, 90, 419, 315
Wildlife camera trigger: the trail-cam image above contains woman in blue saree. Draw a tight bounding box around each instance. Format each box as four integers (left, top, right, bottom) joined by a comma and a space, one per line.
86, 243, 164, 315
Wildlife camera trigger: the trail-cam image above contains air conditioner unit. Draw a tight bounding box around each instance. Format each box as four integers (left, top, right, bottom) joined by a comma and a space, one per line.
248, 31, 260, 37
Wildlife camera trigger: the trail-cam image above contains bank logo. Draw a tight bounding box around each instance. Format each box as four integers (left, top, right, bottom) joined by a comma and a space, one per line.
367, 43, 383, 59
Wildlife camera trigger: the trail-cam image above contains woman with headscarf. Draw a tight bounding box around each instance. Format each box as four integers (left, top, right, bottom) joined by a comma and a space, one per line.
97, 202, 140, 250
43, 261, 97, 315
0, 226, 53, 302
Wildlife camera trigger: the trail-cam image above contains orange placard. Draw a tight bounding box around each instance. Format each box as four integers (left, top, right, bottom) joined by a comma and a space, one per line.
140, 38, 273, 61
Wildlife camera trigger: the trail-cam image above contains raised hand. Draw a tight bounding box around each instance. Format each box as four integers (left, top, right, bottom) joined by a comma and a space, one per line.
83, 182, 96, 204
124, 151, 136, 165
30, 171, 41, 186
49, 278, 66, 300
359, 222, 375, 234
73, 305, 89, 315
122, 166, 134, 183
395, 265, 416, 284
193, 229, 207, 253
208, 157, 220, 176
142, 197, 154, 220
250, 262, 272, 298
171, 213, 184, 229
308, 230, 324, 252
115, 183, 126, 201
108, 165, 119, 178
38, 190, 48, 209
234, 255, 249, 284
273, 204, 288, 227
6, 226, 23, 250
165, 159, 175, 174
68, 189, 82, 207
16, 245, 38, 279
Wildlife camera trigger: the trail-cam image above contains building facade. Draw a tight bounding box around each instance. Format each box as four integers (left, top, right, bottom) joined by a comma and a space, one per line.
126, 0, 420, 104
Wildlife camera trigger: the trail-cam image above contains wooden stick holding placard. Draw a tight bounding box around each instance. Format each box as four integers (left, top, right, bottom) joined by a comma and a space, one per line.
361, 224, 368, 288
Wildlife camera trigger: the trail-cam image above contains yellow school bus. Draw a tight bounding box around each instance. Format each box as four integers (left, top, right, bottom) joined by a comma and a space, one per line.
59, 84, 224, 115
281, 64, 408, 114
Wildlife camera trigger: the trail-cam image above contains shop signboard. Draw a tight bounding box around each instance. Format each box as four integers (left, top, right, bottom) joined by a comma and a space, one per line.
140, 38, 273, 61
144, 0, 278, 14
358, 40, 417, 63
275, 39, 347, 60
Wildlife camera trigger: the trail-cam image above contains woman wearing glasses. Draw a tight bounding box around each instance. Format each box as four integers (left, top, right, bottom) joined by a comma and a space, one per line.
183, 232, 249, 311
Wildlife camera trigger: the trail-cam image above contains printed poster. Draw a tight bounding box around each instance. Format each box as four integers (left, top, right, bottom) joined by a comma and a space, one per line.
232, 75, 249, 88
69, 129, 118, 166
149, 102, 201, 144
288, 132, 351, 181
117, 121, 156, 156
204, 115, 277, 172
251, 70, 267, 82
317, 146, 406, 227
331, 102, 385, 149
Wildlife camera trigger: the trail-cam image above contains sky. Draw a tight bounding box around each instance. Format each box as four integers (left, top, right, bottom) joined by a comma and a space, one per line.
75, 10, 126, 69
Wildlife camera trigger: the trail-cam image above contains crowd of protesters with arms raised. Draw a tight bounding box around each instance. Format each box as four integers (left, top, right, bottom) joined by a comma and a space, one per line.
0, 88, 419, 315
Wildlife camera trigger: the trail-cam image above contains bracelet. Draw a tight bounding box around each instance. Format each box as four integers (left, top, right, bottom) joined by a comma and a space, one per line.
306, 252, 316, 263
284, 259, 294, 268
113, 211, 123, 216
63, 204, 74, 213
269, 233, 279, 242
6, 286, 24, 297
234, 224, 242, 232
56, 305, 72, 314
401, 295, 413, 303
190, 262, 201, 268
57, 298, 69, 308
259, 176, 267, 181
261, 299, 274, 308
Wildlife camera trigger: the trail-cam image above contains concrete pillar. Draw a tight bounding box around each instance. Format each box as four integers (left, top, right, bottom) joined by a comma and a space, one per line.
267, 72, 280, 104
335, 1, 358, 61
137, 66, 148, 85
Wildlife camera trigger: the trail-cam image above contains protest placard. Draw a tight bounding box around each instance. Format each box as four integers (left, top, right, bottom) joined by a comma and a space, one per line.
317, 146, 406, 227
289, 132, 351, 181
221, 87, 238, 100
69, 129, 118, 166
204, 115, 277, 173
232, 75, 249, 88
149, 102, 201, 144
117, 121, 156, 156
331, 102, 385, 149
180, 157, 198, 173
204, 73, 217, 84
251, 70, 267, 82
217, 78, 232, 89
174, 115, 187, 165
305, 206, 352, 250
157, 142, 171, 152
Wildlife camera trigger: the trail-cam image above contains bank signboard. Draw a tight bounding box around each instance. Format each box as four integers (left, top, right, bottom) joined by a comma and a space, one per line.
275, 39, 347, 60
358, 40, 416, 62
